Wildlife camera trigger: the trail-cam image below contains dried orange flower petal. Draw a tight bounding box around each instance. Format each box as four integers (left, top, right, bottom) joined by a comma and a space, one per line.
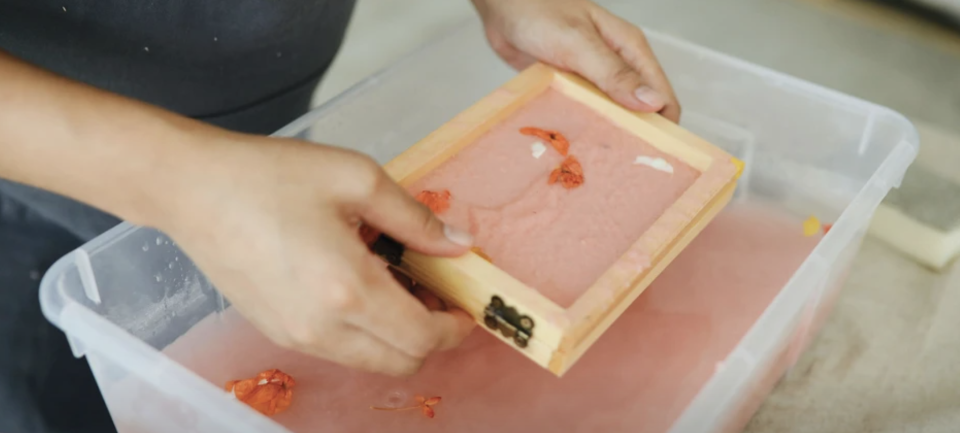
520, 127, 569, 156
548, 155, 584, 189
415, 190, 452, 214
422, 406, 436, 418
225, 369, 296, 417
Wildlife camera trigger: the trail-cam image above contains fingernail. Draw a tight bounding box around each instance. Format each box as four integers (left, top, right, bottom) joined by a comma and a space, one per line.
443, 224, 474, 247
634, 86, 665, 109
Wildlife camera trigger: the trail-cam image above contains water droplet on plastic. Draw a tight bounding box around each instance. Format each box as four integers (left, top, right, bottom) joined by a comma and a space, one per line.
384, 391, 407, 407
155, 274, 162, 282
168, 263, 174, 269
142, 245, 149, 252
156, 237, 163, 245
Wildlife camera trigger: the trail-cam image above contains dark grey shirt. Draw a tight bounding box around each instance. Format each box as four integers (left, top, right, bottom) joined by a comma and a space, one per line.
0, 0, 357, 239
0, 0, 355, 125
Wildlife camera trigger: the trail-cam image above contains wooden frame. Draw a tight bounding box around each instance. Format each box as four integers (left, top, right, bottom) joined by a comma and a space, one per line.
381, 63, 744, 377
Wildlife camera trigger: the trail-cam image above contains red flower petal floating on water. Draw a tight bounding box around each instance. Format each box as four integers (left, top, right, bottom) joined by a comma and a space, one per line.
225, 369, 295, 417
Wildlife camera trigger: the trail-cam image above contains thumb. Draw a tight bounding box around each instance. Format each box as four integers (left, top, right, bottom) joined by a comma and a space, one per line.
561, 29, 665, 113
358, 171, 473, 257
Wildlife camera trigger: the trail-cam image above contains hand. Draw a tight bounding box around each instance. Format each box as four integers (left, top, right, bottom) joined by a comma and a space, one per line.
0, 50, 474, 377
159, 136, 477, 376
470, 0, 681, 122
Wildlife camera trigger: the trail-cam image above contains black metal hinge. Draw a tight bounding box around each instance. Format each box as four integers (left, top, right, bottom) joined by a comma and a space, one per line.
483, 296, 535, 348
371, 234, 404, 266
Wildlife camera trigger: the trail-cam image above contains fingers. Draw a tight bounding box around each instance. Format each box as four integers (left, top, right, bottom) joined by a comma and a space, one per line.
353, 162, 473, 257
309, 324, 426, 376
324, 313, 469, 378
590, 9, 681, 122
431, 307, 476, 351
346, 257, 474, 358
557, 23, 665, 114
289, 239, 472, 375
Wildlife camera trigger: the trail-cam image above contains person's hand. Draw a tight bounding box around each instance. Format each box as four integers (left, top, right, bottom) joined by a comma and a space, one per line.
0, 49, 474, 377
470, 0, 680, 122
158, 136, 477, 376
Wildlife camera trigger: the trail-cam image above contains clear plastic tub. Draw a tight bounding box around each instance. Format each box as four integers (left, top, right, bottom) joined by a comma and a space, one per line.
39, 19, 918, 433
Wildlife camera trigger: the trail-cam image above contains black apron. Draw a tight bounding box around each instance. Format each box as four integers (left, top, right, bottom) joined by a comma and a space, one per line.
0, 1, 356, 431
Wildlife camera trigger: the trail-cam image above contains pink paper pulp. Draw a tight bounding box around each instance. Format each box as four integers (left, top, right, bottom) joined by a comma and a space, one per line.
406, 88, 702, 307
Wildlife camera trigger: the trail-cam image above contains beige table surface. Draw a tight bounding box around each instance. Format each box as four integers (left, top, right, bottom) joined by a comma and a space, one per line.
746, 239, 960, 433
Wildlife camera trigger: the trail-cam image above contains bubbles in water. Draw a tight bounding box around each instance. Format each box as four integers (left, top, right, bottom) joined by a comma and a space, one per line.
156, 237, 163, 245
175, 257, 179, 261
142, 244, 149, 252
155, 274, 163, 282
168, 263, 175, 269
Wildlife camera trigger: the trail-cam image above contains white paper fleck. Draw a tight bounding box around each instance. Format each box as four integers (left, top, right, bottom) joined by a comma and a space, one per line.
61, 6, 67, 12
213, 36, 219, 42
634, 156, 674, 174
144, 46, 150, 52
531, 141, 547, 159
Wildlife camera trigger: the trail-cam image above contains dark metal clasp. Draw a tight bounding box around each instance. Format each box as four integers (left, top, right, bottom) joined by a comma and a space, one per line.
371, 234, 405, 266
483, 296, 535, 348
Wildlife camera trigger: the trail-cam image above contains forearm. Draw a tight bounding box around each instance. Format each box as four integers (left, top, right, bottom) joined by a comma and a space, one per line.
0, 50, 226, 228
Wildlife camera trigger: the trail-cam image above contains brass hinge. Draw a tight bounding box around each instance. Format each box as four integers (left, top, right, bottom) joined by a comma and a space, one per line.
483, 296, 535, 348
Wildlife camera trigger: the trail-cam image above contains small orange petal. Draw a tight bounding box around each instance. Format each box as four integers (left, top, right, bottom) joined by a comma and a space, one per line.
422, 406, 435, 418
548, 168, 560, 185
225, 369, 295, 417
550, 137, 570, 156
520, 127, 570, 156
415, 190, 452, 214
549, 155, 584, 189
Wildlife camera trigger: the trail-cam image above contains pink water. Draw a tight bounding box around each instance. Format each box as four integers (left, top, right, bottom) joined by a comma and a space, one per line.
407, 88, 702, 307
161, 202, 821, 433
